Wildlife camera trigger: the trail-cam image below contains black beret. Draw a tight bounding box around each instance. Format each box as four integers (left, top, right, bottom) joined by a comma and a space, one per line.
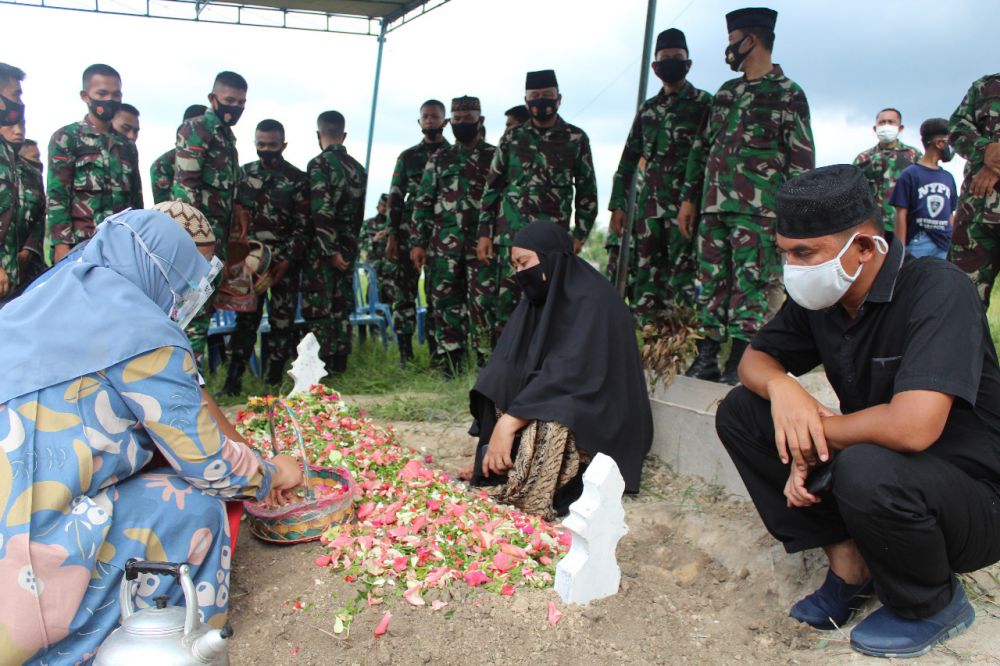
655, 28, 687, 53
776, 165, 879, 239
525, 69, 558, 90
726, 7, 778, 33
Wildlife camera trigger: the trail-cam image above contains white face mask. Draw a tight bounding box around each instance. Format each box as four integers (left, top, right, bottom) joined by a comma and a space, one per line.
875, 124, 900, 144
782, 232, 889, 311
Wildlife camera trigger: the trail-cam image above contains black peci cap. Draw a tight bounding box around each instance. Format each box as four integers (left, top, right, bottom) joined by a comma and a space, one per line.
776, 165, 879, 239
726, 7, 778, 33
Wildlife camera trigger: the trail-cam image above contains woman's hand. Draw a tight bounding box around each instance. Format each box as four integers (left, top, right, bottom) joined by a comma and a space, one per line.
270, 454, 305, 491
482, 414, 527, 477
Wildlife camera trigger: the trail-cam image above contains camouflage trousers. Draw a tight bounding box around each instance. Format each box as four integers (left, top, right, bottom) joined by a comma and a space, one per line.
949, 191, 1000, 306
695, 212, 777, 343
426, 237, 496, 358
229, 269, 300, 373
390, 251, 419, 344
631, 213, 697, 327
301, 257, 354, 361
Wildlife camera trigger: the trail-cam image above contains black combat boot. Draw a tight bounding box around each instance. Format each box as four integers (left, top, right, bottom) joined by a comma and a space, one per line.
685, 339, 722, 382
720, 339, 748, 386
266, 358, 286, 387
398, 336, 414, 369
221, 360, 245, 397
331, 353, 349, 375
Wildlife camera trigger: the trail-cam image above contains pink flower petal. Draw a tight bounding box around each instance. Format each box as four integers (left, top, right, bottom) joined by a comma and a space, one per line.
501, 584, 515, 597
492, 552, 516, 573
314, 555, 332, 567
547, 601, 562, 626
374, 611, 392, 637
431, 600, 447, 611
403, 585, 425, 606
464, 570, 490, 587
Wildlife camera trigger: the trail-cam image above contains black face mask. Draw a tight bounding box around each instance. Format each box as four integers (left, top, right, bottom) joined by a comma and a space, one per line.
725, 34, 754, 72
527, 98, 559, 122
653, 60, 689, 85
7, 140, 23, 152
514, 263, 549, 306
422, 126, 444, 140
213, 101, 244, 127
88, 97, 120, 122
0, 95, 25, 126
257, 149, 283, 166
451, 121, 480, 143
939, 143, 955, 163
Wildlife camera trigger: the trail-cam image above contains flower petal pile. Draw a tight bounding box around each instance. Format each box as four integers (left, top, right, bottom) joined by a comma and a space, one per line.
237, 386, 569, 630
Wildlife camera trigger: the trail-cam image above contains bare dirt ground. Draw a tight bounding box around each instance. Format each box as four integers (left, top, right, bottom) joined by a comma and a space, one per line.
225, 401, 1000, 665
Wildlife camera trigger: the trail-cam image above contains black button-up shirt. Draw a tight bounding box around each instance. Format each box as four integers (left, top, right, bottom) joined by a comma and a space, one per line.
752, 239, 1000, 484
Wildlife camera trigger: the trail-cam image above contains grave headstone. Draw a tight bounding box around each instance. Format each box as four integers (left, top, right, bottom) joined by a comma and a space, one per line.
288, 333, 327, 397
554, 452, 628, 605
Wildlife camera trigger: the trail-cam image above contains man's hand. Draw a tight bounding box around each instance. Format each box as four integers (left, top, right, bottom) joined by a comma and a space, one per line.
678, 201, 697, 240
270, 454, 306, 491
767, 375, 835, 469
476, 237, 494, 264
984, 142, 1000, 172
572, 237, 583, 255
268, 259, 290, 288
969, 166, 1000, 197
17, 250, 30, 273
0, 266, 9, 298
410, 246, 427, 271
330, 253, 349, 272
52, 243, 71, 264
610, 209, 626, 236
784, 464, 821, 508
374, 229, 387, 243
386, 234, 398, 262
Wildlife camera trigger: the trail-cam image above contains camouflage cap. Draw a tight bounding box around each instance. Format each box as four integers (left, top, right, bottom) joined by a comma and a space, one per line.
776, 165, 878, 239
451, 96, 481, 112
152, 201, 216, 245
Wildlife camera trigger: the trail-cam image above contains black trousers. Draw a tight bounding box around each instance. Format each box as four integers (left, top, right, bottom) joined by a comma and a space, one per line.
716, 385, 1000, 619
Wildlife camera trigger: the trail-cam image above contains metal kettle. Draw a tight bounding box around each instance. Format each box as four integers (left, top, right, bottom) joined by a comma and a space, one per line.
94, 558, 232, 665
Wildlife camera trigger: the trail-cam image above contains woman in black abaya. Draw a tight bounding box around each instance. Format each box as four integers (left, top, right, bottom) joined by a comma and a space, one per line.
467, 220, 653, 519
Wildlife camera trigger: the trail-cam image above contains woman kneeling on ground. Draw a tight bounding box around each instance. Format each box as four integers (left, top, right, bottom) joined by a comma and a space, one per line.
0, 209, 302, 663
467, 220, 653, 519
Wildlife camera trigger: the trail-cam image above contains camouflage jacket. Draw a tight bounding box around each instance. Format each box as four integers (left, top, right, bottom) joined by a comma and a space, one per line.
46, 115, 143, 246
412, 139, 497, 251
681, 65, 814, 218
853, 141, 922, 231
950, 73, 1000, 209
172, 109, 239, 241
387, 139, 450, 243
307, 144, 368, 262
150, 148, 176, 204
479, 116, 598, 244
17, 157, 45, 256
610, 82, 713, 218
1, 138, 23, 285
236, 158, 310, 265
359, 212, 388, 262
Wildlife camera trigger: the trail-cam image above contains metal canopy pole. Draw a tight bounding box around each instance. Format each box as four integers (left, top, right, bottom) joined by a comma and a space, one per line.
616, 0, 657, 297
364, 18, 387, 172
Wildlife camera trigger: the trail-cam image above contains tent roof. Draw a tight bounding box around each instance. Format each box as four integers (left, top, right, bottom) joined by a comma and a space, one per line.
240, 0, 424, 19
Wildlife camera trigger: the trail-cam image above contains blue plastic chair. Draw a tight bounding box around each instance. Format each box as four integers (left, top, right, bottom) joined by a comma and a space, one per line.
205, 309, 261, 376
350, 263, 396, 348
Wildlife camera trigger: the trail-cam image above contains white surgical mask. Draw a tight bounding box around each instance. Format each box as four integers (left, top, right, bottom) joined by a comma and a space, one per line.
875, 124, 900, 144
782, 232, 889, 311
111, 217, 223, 329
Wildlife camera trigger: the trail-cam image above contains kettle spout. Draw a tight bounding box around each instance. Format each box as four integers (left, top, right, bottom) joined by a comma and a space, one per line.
191, 625, 232, 663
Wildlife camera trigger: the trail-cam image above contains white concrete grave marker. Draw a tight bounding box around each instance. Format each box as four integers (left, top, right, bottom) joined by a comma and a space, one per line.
288, 333, 327, 397
555, 452, 628, 605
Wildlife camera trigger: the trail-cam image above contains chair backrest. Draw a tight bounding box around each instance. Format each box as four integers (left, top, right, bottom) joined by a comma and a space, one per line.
355, 262, 386, 314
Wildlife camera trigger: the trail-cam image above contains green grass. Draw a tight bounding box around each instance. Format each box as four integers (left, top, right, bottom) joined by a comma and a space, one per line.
205, 334, 477, 423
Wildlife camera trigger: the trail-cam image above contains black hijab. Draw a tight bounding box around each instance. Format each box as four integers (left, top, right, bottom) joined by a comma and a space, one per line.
471, 221, 653, 492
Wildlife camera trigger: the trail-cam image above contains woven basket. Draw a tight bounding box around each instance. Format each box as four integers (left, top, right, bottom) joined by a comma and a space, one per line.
244, 465, 358, 544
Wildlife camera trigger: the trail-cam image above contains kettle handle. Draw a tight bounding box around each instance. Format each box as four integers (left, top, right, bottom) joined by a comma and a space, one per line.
120, 559, 200, 636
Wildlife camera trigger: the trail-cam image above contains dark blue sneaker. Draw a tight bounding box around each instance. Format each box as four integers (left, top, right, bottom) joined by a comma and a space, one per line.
850, 578, 975, 658
790, 569, 874, 630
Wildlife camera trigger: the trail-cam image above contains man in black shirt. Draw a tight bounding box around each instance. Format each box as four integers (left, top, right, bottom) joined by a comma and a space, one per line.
716, 164, 1000, 658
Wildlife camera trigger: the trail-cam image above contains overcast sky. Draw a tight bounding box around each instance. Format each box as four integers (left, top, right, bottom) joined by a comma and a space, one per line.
3, 0, 990, 227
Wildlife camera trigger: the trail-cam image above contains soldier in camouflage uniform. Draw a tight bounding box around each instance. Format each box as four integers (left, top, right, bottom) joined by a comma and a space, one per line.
411, 95, 497, 375
852, 108, 922, 238
13, 138, 47, 289
478, 69, 598, 338
47, 64, 142, 264
222, 119, 310, 394
386, 99, 450, 365
172, 72, 246, 357
358, 193, 399, 325
678, 8, 814, 385
610, 28, 712, 328
303, 110, 367, 373
0, 62, 28, 303
948, 73, 1000, 306
151, 105, 208, 205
